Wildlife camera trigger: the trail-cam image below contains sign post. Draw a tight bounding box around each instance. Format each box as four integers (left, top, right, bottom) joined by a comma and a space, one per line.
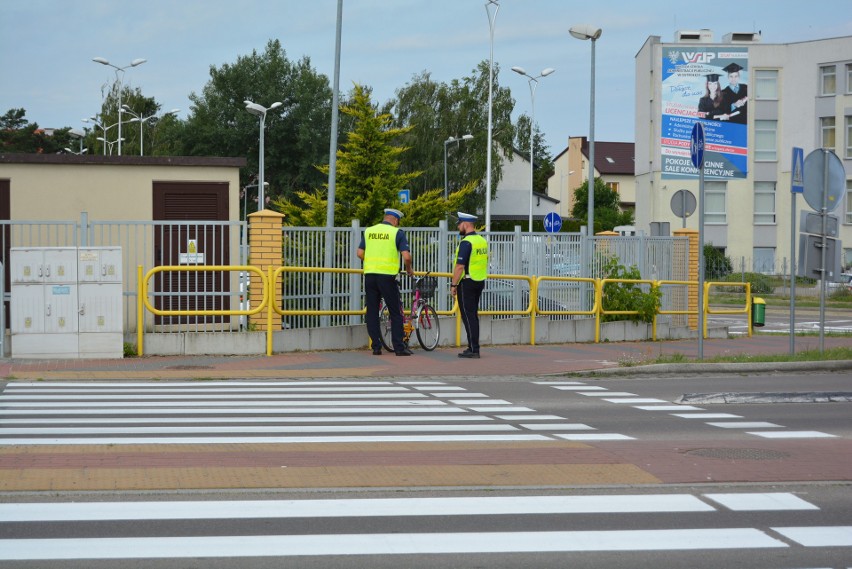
691, 122, 705, 359
789, 147, 804, 354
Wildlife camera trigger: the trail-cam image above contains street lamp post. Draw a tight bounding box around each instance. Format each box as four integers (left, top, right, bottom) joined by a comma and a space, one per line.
569, 24, 602, 239
83, 117, 118, 155
244, 100, 283, 210
484, 0, 499, 232
511, 66, 555, 232
443, 134, 474, 200
92, 57, 147, 156
122, 105, 180, 156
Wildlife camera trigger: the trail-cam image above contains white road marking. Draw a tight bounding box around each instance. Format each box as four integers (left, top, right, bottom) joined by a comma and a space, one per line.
633, 405, 705, 411
0, 434, 554, 445
0, 415, 493, 425
0, 400, 447, 408
0, 528, 787, 560
704, 493, 819, 511
773, 526, 852, 547
494, 415, 565, 421
604, 398, 668, 404
0, 494, 718, 522
706, 422, 783, 429
553, 386, 608, 391
519, 423, 594, 431
671, 413, 743, 419
554, 433, 635, 441
580, 391, 637, 397
748, 431, 837, 439
0, 406, 462, 415
0, 424, 521, 435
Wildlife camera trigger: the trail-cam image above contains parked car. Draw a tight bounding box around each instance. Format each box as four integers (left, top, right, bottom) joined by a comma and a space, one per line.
827, 273, 852, 292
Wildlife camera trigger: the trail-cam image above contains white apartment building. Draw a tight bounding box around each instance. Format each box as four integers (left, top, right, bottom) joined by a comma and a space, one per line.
634, 31, 852, 272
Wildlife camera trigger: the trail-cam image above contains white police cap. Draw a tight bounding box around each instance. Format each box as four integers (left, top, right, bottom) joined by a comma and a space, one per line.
383, 208, 403, 219
456, 212, 477, 223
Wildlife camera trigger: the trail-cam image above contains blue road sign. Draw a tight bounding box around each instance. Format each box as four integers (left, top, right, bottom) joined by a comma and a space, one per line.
791, 147, 804, 194
398, 189, 410, 204
543, 212, 562, 233
690, 122, 705, 169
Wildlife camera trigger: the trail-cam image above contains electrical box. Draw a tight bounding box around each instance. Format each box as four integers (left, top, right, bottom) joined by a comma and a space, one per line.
11, 247, 122, 359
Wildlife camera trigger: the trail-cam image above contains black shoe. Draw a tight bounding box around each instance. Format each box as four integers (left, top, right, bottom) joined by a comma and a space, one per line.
372, 349, 383, 356
395, 347, 413, 356
458, 351, 480, 359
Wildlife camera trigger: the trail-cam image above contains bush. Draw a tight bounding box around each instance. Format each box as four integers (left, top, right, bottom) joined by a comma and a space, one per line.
704, 245, 732, 279
720, 272, 773, 295
600, 257, 662, 323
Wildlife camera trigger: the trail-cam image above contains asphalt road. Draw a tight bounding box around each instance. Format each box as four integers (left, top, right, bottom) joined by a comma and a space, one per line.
1, 372, 850, 568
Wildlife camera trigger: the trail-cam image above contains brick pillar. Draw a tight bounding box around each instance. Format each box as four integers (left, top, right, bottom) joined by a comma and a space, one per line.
248, 209, 284, 330
673, 228, 699, 329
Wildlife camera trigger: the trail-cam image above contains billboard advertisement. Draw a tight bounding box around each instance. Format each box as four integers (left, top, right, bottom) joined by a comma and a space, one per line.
661, 47, 748, 179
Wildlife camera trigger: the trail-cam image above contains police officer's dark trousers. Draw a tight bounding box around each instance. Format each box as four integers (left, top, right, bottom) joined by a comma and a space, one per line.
457, 278, 485, 353
365, 273, 406, 352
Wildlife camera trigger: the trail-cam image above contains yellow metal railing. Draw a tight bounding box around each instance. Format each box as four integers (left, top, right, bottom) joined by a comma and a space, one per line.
535, 276, 600, 342
137, 265, 269, 356
136, 265, 756, 356
705, 280, 753, 338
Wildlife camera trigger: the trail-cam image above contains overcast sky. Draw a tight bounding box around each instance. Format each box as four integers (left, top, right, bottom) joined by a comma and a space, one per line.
2, 0, 850, 154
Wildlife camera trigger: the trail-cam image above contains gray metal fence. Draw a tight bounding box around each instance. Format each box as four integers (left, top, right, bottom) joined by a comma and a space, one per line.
279, 223, 689, 330
0, 215, 247, 335
0, 215, 690, 336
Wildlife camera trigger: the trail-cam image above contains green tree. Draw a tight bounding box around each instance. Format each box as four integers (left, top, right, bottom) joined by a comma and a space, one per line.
182, 39, 332, 205
274, 84, 422, 226
570, 177, 634, 233
384, 62, 517, 214
0, 108, 74, 154
514, 113, 554, 194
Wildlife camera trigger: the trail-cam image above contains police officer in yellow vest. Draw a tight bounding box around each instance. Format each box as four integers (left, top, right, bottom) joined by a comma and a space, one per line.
356, 208, 415, 356
450, 212, 488, 358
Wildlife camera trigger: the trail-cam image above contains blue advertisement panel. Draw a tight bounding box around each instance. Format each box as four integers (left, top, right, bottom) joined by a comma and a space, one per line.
661, 47, 748, 179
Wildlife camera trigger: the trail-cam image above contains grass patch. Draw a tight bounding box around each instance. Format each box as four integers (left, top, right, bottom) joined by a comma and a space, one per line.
648, 346, 852, 365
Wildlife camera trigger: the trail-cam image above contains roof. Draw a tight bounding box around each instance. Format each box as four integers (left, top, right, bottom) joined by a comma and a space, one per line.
581, 140, 634, 175
0, 154, 246, 167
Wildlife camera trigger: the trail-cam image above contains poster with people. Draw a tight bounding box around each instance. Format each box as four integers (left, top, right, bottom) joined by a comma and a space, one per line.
661, 47, 748, 179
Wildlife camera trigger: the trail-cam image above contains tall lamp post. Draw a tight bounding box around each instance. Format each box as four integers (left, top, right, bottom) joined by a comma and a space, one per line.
92, 57, 146, 156
122, 105, 180, 156
484, 0, 499, 232
511, 66, 555, 232
569, 24, 602, 239
244, 100, 282, 210
443, 134, 474, 200
83, 117, 118, 155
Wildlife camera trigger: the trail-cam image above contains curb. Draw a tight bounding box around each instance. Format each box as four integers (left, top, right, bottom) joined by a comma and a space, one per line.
567, 359, 852, 377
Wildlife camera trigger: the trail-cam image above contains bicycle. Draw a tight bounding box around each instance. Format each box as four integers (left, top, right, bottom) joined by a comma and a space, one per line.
377, 272, 441, 352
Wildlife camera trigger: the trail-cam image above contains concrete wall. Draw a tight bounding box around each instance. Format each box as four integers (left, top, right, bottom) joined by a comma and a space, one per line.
138, 316, 726, 356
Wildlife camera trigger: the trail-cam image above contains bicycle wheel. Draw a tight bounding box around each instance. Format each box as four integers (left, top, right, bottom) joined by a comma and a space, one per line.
379, 304, 394, 352
415, 303, 440, 351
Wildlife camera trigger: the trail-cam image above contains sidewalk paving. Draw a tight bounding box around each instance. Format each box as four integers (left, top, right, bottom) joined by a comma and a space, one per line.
1, 334, 851, 380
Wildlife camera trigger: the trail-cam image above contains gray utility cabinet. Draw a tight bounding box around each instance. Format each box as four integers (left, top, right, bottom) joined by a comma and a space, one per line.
11, 247, 122, 359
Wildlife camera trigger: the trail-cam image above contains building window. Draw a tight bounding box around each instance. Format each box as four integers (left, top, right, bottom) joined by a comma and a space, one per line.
705, 181, 726, 224
754, 69, 778, 99
847, 64, 852, 94
821, 117, 836, 149
846, 116, 852, 159
754, 120, 777, 161
752, 248, 776, 274
754, 182, 776, 224
605, 181, 620, 194
847, 180, 852, 224
820, 65, 836, 95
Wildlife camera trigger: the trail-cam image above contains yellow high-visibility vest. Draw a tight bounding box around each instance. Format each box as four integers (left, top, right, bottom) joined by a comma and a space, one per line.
455, 234, 488, 281
363, 224, 400, 275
